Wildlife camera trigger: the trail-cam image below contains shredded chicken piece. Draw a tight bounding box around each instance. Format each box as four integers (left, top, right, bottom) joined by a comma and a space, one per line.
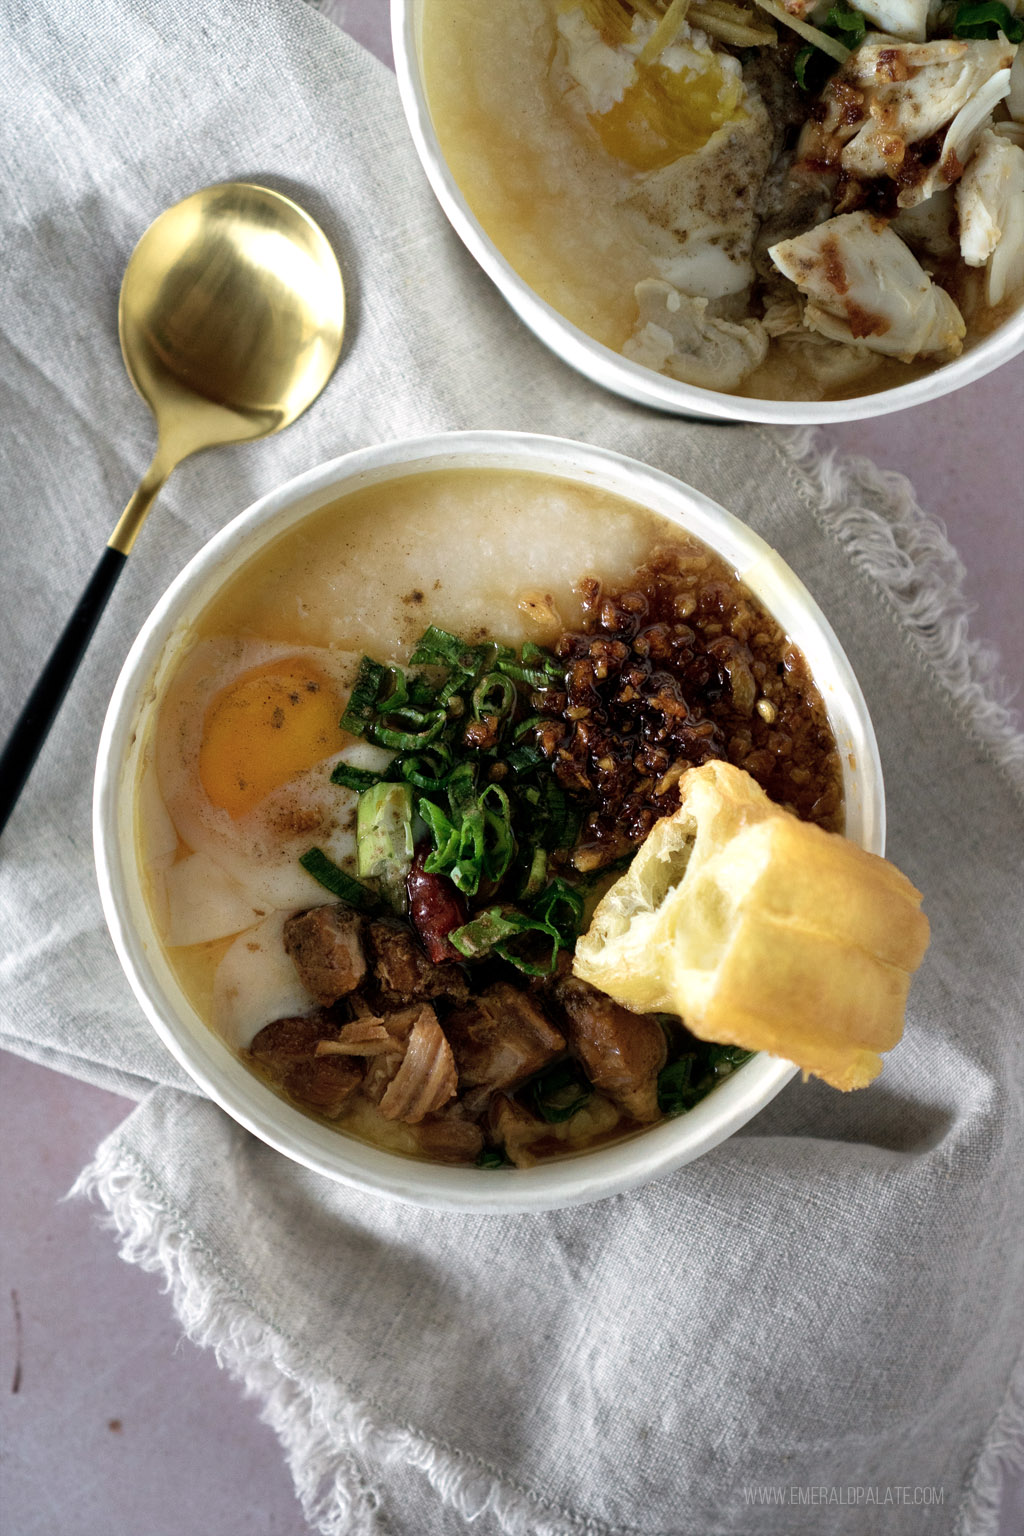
957, 129, 1024, 306
769, 211, 965, 360
624, 279, 768, 389
315, 1019, 403, 1057
848, 0, 929, 42
824, 39, 1015, 208
379, 1005, 458, 1124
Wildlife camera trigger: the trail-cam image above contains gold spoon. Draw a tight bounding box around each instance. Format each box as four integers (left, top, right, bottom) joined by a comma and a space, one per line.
0, 181, 345, 834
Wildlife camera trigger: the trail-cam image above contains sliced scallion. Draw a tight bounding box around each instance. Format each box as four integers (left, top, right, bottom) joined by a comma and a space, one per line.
330, 761, 386, 792
356, 781, 414, 913
532, 877, 584, 945
472, 672, 517, 723
518, 846, 548, 900
369, 710, 446, 751
448, 906, 524, 960
340, 657, 387, 736
299, 848, 379, 913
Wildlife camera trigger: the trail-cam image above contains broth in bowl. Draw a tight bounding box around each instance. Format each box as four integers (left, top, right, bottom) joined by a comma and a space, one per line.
419, 0, 1024, 403
137, 466, 844, 1170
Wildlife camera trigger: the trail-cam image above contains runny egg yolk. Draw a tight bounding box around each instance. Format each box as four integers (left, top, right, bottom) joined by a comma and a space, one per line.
592, 60, 744, 170
199, 658, 349, 819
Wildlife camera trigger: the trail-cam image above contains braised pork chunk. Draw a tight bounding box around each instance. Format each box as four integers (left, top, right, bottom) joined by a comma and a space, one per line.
283, 904, 367, 1006
553, 976, 667, 1123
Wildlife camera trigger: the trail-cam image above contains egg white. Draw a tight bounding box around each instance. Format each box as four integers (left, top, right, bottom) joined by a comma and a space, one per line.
151, 638, 389, 944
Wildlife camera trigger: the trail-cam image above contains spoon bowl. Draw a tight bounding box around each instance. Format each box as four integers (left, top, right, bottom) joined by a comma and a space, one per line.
0, 181, 345, 835
113, 181, 346, 552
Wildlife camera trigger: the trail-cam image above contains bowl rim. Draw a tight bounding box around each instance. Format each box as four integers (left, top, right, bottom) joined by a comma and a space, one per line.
94, 429, 884, 1212
390, 0, 1024, 426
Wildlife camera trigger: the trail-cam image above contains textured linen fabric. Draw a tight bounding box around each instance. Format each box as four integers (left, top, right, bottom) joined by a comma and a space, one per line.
1, 2, 1022, 1533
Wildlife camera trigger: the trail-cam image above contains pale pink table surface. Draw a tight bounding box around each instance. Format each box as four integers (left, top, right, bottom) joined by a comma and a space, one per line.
2, 5, 1022, 1533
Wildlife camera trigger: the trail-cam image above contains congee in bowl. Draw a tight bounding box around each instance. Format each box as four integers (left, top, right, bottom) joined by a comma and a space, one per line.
95, 434, 897, 1207
406, 0, 1024, 409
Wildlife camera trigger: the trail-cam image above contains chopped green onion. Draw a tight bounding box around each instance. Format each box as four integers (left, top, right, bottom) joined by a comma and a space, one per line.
528, 1059, 592, 1123
657, 1044, 751, 1116
493, 657, 556, 689
657, 1057, 706, 1116
480, 783, 515, 884
793, 43, 815, 90
448, 906, 525, 959
330, 761, 386, 792
451, 805, 487, 894
368, 710, 446, 751
407, 674, 438, 710
472, 672, 517, 723
506, 743, 544, 775
475, 1147, 510, 1169
409, 625, 467, 668
825, 2, 865, 46
340, 657, 387, 736
953, 0, 1023, 39
494, 920, 563, 976
299, 848, 379, 913
792, 2, 867, 90
448, 905, 563, 975
419, 798, 459, 872
379, 666, 409, 712
518, 846, 548, 900
531, 877, 584, 946
326, 625, 582, 924
707, 1044, 752, 1074
398, 747, 454, 791
522, 642, 565, 681
356, 782, 414, 913
538, 776, 580, 851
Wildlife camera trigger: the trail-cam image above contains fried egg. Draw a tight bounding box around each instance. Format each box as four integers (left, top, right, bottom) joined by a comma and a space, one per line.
557, 4, 772, 307
150, 639, 390, 943
558, 4, 746, 170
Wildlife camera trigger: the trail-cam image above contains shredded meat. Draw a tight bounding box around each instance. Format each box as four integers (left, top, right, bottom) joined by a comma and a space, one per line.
553, 977, 667, 1123
315, 1019, 402, 1057
445, 983, 565, 1112
283, 905, 366, 1006
357, 1003, 428, 1103
379, 1005, 458, 1123
365, 917, 469, 1006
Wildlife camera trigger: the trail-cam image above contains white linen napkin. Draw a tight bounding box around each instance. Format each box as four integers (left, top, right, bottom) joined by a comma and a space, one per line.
1, 2, 1022, 1532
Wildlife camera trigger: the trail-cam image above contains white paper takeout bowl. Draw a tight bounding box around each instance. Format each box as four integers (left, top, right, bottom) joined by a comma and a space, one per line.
391, 0, 1024, 426
94, 431, 885, 1211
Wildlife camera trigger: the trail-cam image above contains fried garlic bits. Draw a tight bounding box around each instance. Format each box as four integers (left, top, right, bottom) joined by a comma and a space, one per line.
573, 761, 929, 1090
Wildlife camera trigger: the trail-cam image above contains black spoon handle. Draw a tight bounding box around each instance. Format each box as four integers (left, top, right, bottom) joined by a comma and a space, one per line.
0, 545, 128, 835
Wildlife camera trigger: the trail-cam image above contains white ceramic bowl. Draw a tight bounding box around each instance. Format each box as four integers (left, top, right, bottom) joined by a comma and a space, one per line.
94, 431, 884, 1211
391, 0, 1024, 425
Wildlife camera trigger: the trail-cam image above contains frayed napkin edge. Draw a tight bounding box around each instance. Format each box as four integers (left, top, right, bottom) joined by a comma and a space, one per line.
70, 1133, 622, 1536
72, 1119, 1023, 1536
